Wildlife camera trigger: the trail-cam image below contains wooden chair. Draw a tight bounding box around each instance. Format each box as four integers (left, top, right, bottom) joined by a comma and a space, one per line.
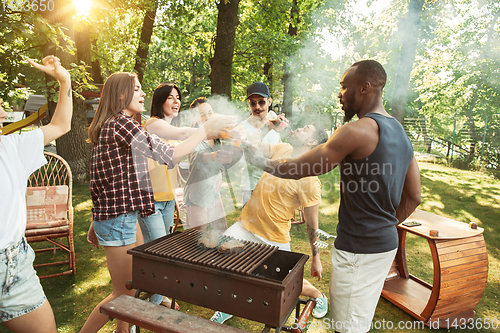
25, 151, 75, 279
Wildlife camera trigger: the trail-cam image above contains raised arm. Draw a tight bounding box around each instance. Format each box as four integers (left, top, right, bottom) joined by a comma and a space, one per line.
28, 56, 72, 146
252, 113, 289, 141
396, 157, 421, 223
303, 204, 322, 280
144, 118, 198, 141
171, 114, 237, 165
243, 123, 358, 179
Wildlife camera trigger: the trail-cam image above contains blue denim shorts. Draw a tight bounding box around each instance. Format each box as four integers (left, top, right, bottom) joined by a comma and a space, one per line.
93, 211, 139, 246
0, 237, 46, 322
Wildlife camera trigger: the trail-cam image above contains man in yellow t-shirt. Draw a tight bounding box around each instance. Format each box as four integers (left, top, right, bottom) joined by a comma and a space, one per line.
211, 123, 330, 324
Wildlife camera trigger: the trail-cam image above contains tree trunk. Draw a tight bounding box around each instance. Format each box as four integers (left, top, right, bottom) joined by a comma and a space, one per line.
75, 21, 91, 68
391, 0, 424, 125
263, 61, 272, 90
189, 59, 197, 95
282, 0, 300, 118
209, 0, 240, 99
282, 64, 293, 118
91, 38, 104, 84
134, 0, 158, 84
420, 117, 432, 153
40, 0, 91, 182
465, 88, 479, 158
466, 110, 476, 158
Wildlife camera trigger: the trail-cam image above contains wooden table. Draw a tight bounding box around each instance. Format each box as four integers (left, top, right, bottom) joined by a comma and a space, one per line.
382, 209, 488, 328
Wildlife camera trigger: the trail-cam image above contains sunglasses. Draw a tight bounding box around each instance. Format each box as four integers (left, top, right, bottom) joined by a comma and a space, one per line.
248, 100, 268, 108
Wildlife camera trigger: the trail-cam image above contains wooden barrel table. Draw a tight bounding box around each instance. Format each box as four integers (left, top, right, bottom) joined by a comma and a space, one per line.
382, 209, 488, 328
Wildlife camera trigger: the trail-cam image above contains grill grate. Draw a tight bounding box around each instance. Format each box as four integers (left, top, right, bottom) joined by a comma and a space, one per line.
142, 228, 278, 276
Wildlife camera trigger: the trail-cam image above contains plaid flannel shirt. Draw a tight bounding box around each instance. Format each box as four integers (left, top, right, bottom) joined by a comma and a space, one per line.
90, 112, 175, 221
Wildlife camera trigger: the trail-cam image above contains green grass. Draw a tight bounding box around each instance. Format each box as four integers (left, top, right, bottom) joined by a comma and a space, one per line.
1, 161, 499, 332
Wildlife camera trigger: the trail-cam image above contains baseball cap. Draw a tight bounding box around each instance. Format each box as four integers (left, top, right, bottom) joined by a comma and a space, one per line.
246, 82, 270, 99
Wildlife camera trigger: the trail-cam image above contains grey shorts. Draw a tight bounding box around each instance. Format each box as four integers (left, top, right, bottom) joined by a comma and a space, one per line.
329, 247, 397, 333
0, 238, 46, 322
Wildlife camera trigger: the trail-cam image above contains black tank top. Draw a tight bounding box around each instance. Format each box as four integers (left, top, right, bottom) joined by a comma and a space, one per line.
335, 113, 413, 253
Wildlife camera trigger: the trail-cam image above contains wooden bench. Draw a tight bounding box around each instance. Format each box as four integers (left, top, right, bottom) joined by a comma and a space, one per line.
100, 295, 249, 333
382, 209, 488, 328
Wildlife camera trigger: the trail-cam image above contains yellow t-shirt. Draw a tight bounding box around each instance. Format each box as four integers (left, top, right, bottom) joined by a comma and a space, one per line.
239, 143, 321, 243
143, 117, 177, 202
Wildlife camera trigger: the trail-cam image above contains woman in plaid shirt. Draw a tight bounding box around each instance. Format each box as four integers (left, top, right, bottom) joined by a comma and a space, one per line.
82, 72, 235, 333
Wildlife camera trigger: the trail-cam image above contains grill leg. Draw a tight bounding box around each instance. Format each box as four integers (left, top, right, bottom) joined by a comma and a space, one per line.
134, 288, 154, 301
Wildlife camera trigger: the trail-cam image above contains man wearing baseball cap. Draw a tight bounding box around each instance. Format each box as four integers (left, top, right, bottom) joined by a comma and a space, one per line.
237, 82, 288, 206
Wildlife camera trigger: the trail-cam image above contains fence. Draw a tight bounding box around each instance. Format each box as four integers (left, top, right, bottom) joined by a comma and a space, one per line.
323, 112, 499, 170
403, 115, 500, 170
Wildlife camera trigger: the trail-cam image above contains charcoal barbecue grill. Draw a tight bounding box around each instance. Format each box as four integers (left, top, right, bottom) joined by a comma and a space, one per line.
127, 229, 311, 332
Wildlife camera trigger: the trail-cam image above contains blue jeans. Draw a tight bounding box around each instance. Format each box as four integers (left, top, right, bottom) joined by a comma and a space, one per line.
137, 199, 176, 304
138, 200, 176, 242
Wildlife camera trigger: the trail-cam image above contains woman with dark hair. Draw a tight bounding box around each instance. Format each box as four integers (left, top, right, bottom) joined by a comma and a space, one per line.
138, 83, 191, 245
135, 83, 196, 309
146, 83, 196, 139
83, 74, 235, 333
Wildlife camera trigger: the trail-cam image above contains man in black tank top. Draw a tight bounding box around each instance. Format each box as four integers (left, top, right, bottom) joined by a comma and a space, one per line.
243, 60, 422, 332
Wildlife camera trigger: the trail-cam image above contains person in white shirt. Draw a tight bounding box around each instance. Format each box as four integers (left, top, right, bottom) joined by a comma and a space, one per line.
0, 55, 72, 333
236, 82, 288, 206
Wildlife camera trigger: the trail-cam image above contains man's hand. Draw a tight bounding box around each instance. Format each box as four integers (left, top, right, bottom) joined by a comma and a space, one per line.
27, 56, 70, 84
311, 255, 323, 281
227, 123, 247, 141
268, 113, 289, 133
213, 149, 233, 164
241, 141, 269, 168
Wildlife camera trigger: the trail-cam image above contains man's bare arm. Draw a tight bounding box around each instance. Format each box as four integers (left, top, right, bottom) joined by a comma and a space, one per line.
396, 157, 422, 223
304, 204, 320, 256
303, 204, 322, 280
243, 123, 364, 179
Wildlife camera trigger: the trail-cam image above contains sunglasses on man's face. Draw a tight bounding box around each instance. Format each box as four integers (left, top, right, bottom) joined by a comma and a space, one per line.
248, 99, 268, 108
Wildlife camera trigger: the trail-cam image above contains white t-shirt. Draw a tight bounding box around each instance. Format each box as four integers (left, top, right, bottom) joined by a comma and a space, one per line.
0, 129, 46, 248
240, 120, 280, 191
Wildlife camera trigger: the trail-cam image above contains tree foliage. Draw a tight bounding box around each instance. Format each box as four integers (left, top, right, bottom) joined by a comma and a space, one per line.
1, 0, 499, 170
